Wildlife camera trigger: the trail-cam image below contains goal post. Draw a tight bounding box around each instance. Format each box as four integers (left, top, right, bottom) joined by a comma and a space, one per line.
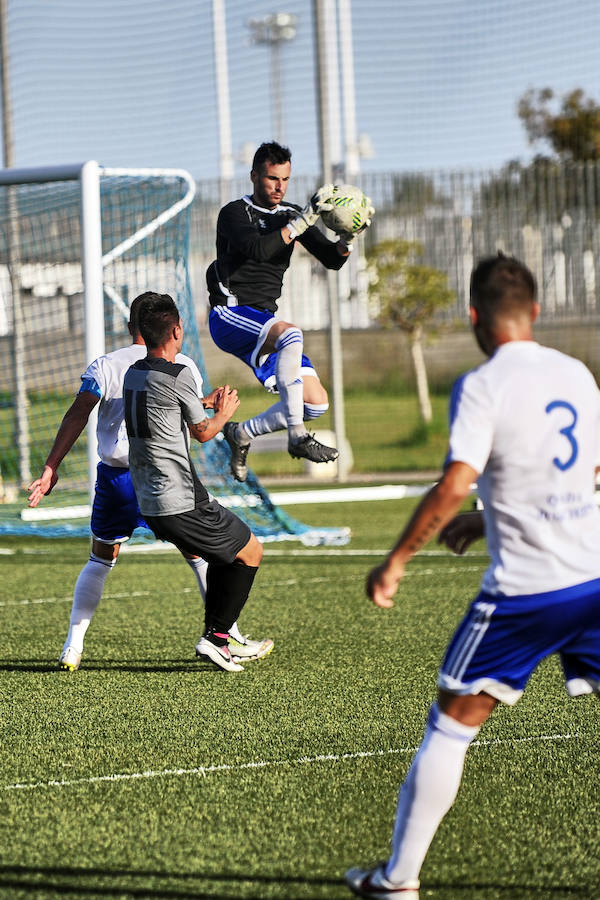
80, 161, 104, 498
0, 162, 349, 546
0, 160, 196, 507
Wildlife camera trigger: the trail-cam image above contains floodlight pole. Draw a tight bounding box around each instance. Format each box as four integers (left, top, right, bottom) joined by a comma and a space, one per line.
313, 0, 349, 481
337, 0, 369, 326
248, 12, 298, 142
212, 0, 234, 206
0, 0, 14, 168
338, 0, 359, 181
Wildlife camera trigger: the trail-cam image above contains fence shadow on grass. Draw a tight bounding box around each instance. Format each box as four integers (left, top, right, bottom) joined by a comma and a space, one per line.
0, 864, 344, 900
425, 883, 592, 898
0, 658, 239, 674
0, 866, 594, 899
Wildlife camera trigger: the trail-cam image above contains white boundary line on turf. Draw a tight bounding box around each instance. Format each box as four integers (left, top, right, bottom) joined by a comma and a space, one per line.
0, 545, 489, 558
0, 567, 487, 609
268, 484, 432, 506
261, 548, 488, 558
3, 732, 584, 792
0, 590, 152, 608
18, 483, 435, 522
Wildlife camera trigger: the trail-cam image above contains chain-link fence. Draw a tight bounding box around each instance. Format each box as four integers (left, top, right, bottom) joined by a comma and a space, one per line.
189, 163, 600, 331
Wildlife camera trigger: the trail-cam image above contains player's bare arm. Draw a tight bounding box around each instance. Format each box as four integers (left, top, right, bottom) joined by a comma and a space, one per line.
438, 510, 485, 555
28, 391, 100, 507
367, 461, 478, 609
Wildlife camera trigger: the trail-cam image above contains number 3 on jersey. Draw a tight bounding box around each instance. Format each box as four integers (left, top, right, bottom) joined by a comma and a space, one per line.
545, 400, 578, 471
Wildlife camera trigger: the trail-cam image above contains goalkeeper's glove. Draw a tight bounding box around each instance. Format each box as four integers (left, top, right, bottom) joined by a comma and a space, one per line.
287, 183, 334, 239
337, 195, 375, 250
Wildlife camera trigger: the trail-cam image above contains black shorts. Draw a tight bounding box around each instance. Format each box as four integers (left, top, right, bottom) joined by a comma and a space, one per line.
144, 497, 251, 565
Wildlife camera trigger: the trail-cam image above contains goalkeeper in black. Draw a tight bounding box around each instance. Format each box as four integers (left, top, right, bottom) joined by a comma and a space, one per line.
206, 140, 373, 482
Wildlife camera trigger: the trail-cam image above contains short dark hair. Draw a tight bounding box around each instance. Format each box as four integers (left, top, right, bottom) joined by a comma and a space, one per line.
136, 292, 180, 349
470, 252, 537, 315
128, 290, 157, 336
251, 141, 292, 173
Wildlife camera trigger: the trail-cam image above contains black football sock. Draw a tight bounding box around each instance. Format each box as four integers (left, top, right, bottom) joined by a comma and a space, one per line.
204, 560, 259, 638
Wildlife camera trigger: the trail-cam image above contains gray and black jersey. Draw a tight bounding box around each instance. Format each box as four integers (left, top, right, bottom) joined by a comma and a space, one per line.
206, 194, 346, 313
123, 357, 208, 517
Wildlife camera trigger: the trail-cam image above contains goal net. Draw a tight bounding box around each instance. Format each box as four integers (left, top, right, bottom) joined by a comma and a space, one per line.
0, 164, 348, 546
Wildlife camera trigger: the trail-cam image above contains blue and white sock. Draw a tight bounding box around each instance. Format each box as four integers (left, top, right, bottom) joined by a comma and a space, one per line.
303, 401, 329, 421
242, 401, 287, 439
274, 327, 305, 442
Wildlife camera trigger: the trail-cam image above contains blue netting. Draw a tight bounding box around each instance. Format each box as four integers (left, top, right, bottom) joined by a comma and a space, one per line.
0, 172, 349, 546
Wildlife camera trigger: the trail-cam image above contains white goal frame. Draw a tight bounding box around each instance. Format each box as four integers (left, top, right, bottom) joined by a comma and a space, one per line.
0, 161, 196, 505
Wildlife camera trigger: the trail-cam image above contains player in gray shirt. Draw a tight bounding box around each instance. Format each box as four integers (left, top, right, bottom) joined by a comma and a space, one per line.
124, 293, 264, 672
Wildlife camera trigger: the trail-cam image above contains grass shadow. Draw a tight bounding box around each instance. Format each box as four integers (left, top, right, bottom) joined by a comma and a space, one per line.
0, 864, 342, 899
0, 658, 235, 675
0, 866, 592, 899
393, 420, 431, 449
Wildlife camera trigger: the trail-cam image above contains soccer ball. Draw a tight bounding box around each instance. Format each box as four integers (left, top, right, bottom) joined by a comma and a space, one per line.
321, 183, 371, 236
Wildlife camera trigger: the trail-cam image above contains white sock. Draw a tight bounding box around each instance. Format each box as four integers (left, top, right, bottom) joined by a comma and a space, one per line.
186, 556, 208, 602
274, 327, 305, 439
63, 553, 116, 654
242, 401, 287, 439
228, 621, 245, 642
186, 556, 243, 642
385, 703, 479, 885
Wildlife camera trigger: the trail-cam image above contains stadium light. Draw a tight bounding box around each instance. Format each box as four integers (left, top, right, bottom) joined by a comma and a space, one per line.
248, 12, 298, 141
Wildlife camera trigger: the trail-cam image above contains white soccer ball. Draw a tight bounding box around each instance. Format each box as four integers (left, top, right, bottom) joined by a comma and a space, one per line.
321, 183, 371, 236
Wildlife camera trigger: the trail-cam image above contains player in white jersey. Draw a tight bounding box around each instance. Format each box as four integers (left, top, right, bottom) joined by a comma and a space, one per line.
346, 254, 600, 899
28, 293, 273, 672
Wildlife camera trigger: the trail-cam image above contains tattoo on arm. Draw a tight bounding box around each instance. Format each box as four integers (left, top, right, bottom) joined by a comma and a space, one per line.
406, 514, 442, 554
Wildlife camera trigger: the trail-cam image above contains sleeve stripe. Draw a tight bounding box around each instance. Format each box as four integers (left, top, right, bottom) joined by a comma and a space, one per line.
79, 377, 102, 398
448, 373, 468, 428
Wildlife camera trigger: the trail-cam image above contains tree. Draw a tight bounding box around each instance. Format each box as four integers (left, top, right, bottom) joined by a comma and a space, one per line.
367, 239, 456, 424
518, 87, 600, 162
390, 173, 452, 215
477, 88, 600, 225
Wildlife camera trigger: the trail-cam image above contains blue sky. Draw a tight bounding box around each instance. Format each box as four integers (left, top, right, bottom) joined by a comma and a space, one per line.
5, 0, 600, 178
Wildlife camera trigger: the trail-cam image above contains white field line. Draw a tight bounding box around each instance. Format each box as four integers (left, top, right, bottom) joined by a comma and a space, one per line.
0, 545, 488, 560
0, 566, 485, 609
0, 590, 152, 609
3, 732, 584, 793
262, 548, 489, 558
18, 483, 435, 522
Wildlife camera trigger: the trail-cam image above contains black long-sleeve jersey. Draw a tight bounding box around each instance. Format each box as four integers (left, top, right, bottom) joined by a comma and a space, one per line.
206, 194, 347, 314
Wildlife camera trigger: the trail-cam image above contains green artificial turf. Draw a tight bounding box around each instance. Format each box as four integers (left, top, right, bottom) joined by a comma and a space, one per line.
0, 497, 598, 899
219, 386, 450, 477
